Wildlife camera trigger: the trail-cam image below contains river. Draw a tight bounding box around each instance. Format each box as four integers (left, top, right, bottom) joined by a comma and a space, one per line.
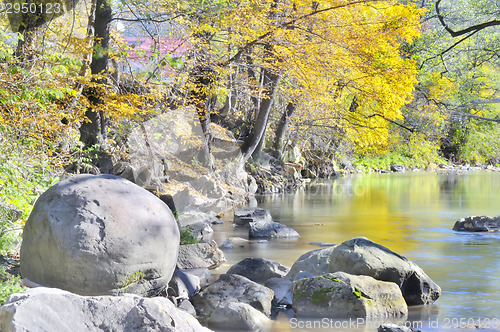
212, 171, 500, 331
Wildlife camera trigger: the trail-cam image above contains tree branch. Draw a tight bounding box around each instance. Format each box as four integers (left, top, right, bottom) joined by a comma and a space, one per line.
368, 113, 415, 132
435, 0, 500, 37
223, 0, 380, 66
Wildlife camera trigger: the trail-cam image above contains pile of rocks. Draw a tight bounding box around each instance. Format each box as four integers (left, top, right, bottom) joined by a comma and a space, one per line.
0, 175, 442, 332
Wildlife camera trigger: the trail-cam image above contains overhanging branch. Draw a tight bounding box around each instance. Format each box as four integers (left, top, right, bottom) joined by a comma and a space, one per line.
435, 0, 500, 37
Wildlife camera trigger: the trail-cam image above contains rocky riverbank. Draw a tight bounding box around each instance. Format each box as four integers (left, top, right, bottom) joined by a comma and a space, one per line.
0, 173, 444, 331
2, 161, 499, 331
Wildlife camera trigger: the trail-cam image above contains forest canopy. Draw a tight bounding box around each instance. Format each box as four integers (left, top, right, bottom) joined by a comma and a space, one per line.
1, 0, 500, 249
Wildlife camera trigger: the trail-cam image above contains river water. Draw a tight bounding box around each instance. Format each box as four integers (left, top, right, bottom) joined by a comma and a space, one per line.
212, 171, 500, 331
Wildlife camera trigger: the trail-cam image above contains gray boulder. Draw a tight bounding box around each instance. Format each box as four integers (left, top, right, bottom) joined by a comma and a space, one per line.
178, 299, 197, 316
0, 287, 211, 332
178, 210, 219, 241
233, 207, 272, 226
265, 277, 293, 306
286, 246, 337, 280
291, 272, 407, 318
233, 207, 299, 238
294, 271, 315, 281
172, 187, 216, 213
168, 269, 201, 301
328, 237, 441, 305
20, 174, 179, 296
182, 268, 212, 288
208, 302, 272, 331
193, 274, 274, 319
177, 240, 226, 270
227, 257, 289, 284
192, 176, 226, 199
452, 216, 500, 232
112, 161, 136, 183
249, 219, 300, 238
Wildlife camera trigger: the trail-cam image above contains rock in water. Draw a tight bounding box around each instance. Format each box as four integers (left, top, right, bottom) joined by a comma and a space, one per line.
177, 240, 226, 270
452, 216, 500, 232
226, 257, 289, 284
249, 219, 300, 238
291, 272, 407, 318
234, 207, 299, 238
328, 237, 441, 305
208, 302, 272, 331
233, 207, 272, 226
286, 246, 337, 280
0, 287, 211, 332
20, 174, 180, 296
193, 274, 274, 319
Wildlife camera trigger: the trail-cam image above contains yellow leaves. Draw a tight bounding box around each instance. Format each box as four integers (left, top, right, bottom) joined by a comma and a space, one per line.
100, 92, 152, 120
422, 71, 457, 102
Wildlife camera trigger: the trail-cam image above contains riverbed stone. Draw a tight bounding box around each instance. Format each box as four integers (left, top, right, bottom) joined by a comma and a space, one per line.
291, 272, 407, 318
286, 246, 337, 280
265, 277, 293, 306
249, 218, 300, 238
192, 274, 274, 319
167, 269, 201, 301
177, 240, 225, 270
207, 302, 272, 331
178, 210, 219, 241
0, 287, 211, 332
182, 268, 211, 288
227, 257, 289, 284
20, 174, 179, 296
234, 207, 272, 226
328, 237, 441, 305
452, 216, 500, 232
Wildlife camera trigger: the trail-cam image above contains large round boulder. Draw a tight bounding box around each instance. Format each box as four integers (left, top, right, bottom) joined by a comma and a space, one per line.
328, 237, 441, 305
20, 174, 180, 296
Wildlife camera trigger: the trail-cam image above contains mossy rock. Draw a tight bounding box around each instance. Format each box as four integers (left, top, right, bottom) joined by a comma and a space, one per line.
291, 272, 407, 318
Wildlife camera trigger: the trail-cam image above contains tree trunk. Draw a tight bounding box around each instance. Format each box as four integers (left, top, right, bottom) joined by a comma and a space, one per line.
272, 101, 295, 158
13, 3, 48, 60
78, 0, 112, 173
188, 64, 216, 168
241, 0, 281, 163
241, 66, 280, 162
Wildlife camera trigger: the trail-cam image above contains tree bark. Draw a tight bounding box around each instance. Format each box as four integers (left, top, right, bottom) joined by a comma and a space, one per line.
435, 0, 500, 37
79, 0, 113, 173
241, 66, 280, 162
272, 101, 295, 158
188, 64, 216, 168
13, 2, 48, 60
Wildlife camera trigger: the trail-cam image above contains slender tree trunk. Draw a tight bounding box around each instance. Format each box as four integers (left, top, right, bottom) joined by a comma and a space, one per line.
241, 0, 281, 163
188, 64, 216, 169
246, 54, 259, 114
241, 66, 280, 162
272, 101, 295, 158
79, 0, 112, 173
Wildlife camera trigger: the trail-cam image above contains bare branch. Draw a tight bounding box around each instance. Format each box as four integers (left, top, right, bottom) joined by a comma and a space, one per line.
435, 0, 500, 37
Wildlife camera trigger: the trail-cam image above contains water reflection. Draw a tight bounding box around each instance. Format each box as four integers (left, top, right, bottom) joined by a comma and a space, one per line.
216, 171, 500, 331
